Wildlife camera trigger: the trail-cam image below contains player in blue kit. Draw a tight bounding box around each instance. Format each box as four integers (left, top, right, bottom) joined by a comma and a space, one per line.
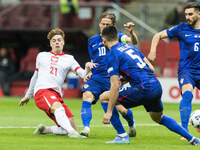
148, 2, 200, 140
80, 12, 138, 137
100, 25, 200, 145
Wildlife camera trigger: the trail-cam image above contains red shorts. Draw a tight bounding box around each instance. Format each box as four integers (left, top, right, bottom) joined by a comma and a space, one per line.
34, 89, 73, 126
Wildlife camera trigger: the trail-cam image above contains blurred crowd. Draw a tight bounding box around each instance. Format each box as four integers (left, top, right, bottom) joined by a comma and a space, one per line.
0, 47, 39, 96
163, 0, 199, 29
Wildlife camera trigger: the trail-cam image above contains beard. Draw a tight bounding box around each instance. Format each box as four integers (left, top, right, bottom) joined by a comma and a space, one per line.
187, 17, 198, 27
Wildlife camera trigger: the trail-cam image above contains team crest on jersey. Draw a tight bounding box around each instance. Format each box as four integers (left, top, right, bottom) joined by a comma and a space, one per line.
84, 84, 89, 89
51, 56, 59, 65
180, 78, 184, 84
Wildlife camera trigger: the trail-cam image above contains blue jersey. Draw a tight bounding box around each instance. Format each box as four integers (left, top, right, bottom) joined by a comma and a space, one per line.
88, 31, 127, 78
106, 43, 159, 92
166, 23, 200, 73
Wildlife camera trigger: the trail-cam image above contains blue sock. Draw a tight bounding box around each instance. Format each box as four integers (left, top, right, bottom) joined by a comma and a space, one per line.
81, 101, 92, 127
179, 91, 193, 131
101, 102, 126, 134
122, 109, 134, 127
159, 115, 193, 141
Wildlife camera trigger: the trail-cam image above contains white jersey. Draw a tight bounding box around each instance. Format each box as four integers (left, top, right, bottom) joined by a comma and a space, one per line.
33, 51, 82, 97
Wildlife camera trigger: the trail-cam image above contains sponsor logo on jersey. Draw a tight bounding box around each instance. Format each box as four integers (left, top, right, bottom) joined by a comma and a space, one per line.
107, 67, 113, 73
51, 56, 59, 65
180, 78, 184, 84
92, 44, 97, 47
84, 84, 89, 89
185, 34, 192, 37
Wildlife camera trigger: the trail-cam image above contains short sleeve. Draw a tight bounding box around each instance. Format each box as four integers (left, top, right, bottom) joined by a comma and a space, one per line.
166, 23, 183, 38
106, 50, 120, 77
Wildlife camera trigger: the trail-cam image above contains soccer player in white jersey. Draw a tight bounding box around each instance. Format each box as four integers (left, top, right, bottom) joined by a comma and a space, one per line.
19, 28, 96, 138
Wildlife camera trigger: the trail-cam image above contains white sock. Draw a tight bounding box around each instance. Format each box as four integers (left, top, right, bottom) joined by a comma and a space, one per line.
54, 107, 75, 133
118, 133, 128, 137
49, 126, 68, 135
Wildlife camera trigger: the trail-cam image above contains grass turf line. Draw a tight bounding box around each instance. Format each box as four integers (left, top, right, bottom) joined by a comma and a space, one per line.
0, 97, 200, 150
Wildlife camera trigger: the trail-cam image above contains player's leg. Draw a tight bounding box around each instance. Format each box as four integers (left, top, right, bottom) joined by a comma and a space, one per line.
116, 105, 136, 137
100, 91, 130, 144
80, 91, 95, 137
145, 84, 199, 145
50, 102, 85, 138
100, 90, 136, 137
179, 84, 194, 132
178, 73, 194, 134
34, 124, 68, 135
34, 118, 75, 135
34, 89, 85, 138
149, 111, 200, 145
80, 77, 110, 137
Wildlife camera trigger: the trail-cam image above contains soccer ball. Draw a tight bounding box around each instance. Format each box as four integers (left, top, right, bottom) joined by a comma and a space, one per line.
190, 110, 200, 129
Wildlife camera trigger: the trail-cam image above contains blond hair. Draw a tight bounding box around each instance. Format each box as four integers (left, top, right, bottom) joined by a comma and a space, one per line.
99, 12, 116, 25
47, 28, 65, 40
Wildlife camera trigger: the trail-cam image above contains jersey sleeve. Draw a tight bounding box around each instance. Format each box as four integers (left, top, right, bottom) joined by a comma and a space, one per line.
166, 23, 183, 38
106, 50, 120, 77
35, 53, 40, 71
70, 56, 81, 72
118, 31, 127, 43
25, 70, 38, 98
70, 56, 89, 78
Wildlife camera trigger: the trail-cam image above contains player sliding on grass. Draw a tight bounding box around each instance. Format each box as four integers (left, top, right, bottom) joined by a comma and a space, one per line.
19, 28, 96, 138
100, 25, 200, 145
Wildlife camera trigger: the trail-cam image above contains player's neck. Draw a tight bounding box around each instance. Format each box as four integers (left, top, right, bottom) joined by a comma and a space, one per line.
108, 41, 118, 49
52, 49, 63, 54
192, 21, 200, 29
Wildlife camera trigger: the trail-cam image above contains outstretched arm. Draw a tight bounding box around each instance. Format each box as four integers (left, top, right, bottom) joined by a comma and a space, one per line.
147, 30, 169, 64
124, 22, 138, 45
143, 57, 155, 72
75, 62, 97, 79
19, 71, 38, 106
102, 75, 119, 124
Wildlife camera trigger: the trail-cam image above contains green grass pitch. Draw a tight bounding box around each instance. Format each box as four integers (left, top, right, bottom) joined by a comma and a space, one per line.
0, 97, 200, 150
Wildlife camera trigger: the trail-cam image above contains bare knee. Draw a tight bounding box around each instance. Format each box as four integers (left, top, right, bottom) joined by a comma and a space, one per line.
82, 91, 95, 103
99, 91, 110, 103
116, 105, 127, 115
50, 102, 63, 114
149, 112, 163, 123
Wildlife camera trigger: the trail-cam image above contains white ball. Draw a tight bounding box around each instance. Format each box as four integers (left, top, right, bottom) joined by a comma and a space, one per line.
190, 110, 200, 129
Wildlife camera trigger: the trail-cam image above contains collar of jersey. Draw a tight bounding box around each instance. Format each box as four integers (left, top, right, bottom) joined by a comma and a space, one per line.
50, 51, 65, 56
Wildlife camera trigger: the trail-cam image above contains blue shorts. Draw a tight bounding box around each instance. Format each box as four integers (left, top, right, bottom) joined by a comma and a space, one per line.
82, 77, 110, 104
117, 83, 163, 112
178, 70, 200, 92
